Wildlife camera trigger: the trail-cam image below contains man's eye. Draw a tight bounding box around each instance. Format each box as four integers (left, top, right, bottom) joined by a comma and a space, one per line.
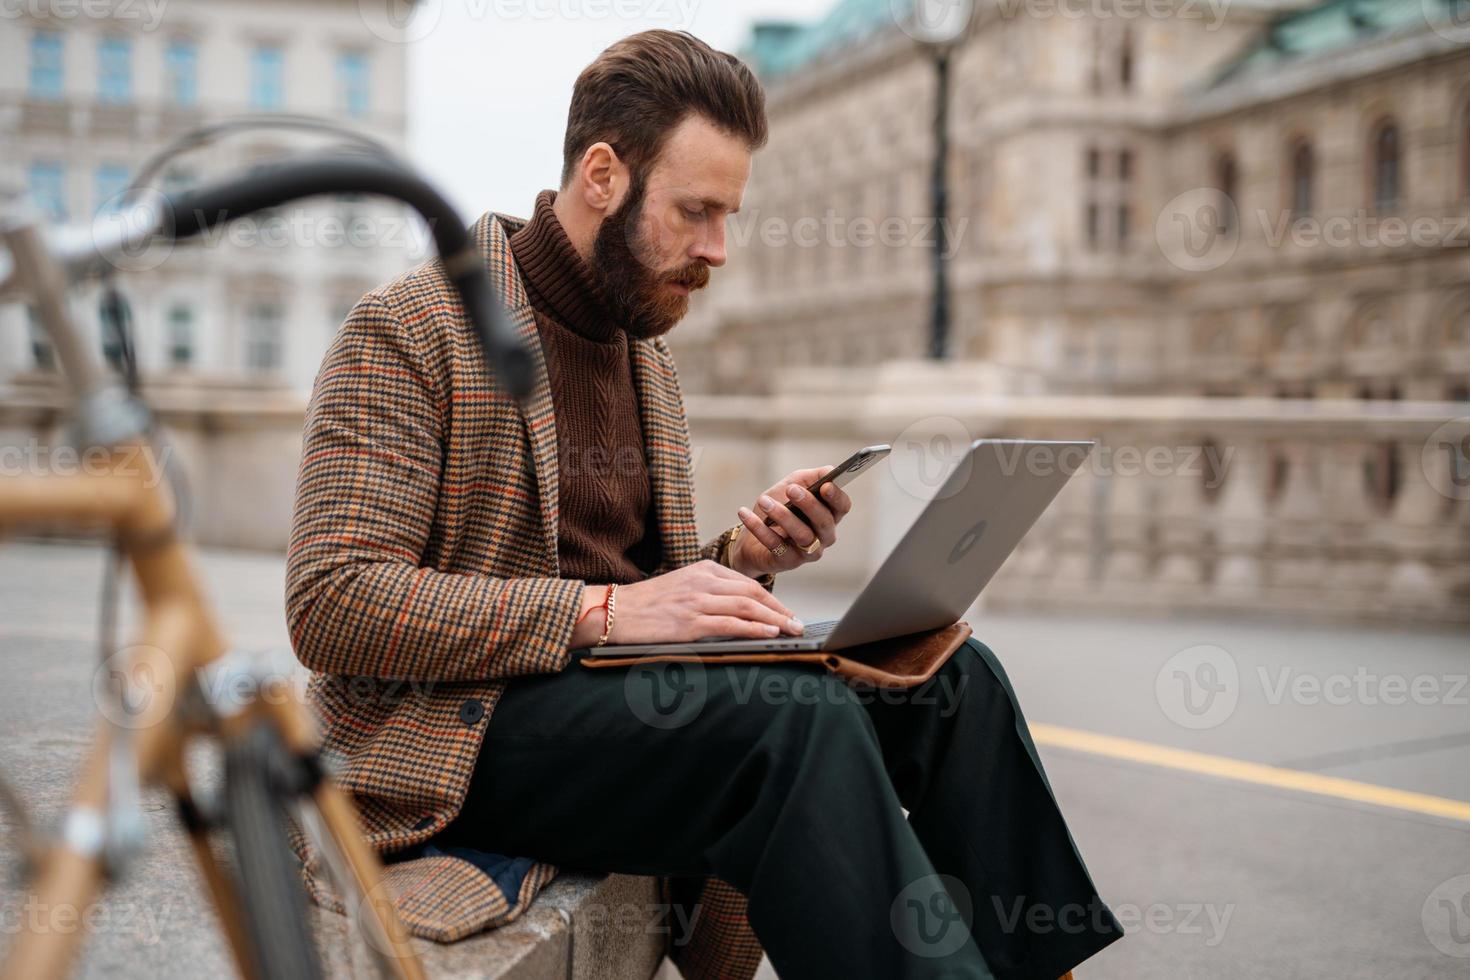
683, 206, 705, 219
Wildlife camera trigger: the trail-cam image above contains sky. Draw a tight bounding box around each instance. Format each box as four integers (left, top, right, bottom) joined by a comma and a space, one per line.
403, 0, 837, 220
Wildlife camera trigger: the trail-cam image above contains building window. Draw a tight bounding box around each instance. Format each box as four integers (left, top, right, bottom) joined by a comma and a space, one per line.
337, 50, 370, 119
250, 45, 285, 111
28, 30, 65, 101
164, 39, 199, 107
94, 163, 131, 215
1289, 140, 1313, 215
27, 161, 67, 222
97, 36, 133, 105
1370, 118, 1401, 210
1215, 152, 1238, 234
1084, 145, 1132, 251
1119, 28, 1134, 91
244, 302, 284, 372
167, 305, 195, 366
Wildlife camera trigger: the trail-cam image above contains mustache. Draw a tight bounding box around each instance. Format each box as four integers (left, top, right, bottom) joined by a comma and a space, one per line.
664, 262, 711, 291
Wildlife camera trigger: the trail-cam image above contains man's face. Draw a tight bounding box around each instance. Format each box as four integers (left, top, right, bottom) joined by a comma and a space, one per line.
591, 114, 751, 339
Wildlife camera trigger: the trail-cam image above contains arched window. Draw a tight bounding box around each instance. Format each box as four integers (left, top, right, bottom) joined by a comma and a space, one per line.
1370, 118, 1401, 210
1289, 140, 1313, 215
1215, 152, 1238, 234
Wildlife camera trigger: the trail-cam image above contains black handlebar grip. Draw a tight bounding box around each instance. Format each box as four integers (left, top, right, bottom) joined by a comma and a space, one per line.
162, 153, 535, 400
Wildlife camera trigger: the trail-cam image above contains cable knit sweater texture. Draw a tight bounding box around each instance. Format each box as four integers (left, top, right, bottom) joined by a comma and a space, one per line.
508, 190, 663, 586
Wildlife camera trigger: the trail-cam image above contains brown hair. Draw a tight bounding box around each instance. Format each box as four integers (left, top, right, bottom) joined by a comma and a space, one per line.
561, 30, 768, 187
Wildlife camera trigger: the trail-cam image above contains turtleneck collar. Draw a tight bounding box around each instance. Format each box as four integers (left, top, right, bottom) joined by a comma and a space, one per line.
508, 189, 620, 345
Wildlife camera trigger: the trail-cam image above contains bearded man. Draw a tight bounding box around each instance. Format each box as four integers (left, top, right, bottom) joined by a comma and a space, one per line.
287, 29, 1122, 980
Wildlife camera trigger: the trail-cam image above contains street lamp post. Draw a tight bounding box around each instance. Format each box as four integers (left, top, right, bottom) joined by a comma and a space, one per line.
903, 0, 974, 361
930, 45, 952, 360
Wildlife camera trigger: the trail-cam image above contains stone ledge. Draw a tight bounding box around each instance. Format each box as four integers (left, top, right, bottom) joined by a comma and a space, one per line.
314, 872, 668, 980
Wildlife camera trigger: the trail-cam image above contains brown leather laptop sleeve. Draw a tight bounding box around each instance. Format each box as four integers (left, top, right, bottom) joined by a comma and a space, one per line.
580, 620, 974, 689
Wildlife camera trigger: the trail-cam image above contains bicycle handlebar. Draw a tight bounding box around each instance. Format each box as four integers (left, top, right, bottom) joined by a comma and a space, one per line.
162, 153, 536, 399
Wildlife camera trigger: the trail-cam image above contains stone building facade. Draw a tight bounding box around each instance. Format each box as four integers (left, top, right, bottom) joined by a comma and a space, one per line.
0, 0, 416, 397
672, 0, 1470, 409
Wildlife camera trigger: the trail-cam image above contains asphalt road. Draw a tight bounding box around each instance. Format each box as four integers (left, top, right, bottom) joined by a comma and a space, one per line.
1, 543, 1466, 979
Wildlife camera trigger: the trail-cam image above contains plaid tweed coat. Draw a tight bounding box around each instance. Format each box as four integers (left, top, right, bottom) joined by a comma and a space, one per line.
285, 209, 770, 979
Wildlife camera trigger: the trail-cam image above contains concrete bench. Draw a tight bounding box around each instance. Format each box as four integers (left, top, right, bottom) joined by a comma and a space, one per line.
314, 872, 668, 980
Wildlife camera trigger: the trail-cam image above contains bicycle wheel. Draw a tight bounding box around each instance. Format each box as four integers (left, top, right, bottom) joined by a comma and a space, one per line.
223, 723, 324, 980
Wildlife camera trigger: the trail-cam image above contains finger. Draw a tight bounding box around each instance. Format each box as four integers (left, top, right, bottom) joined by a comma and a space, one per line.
817, 480, 853, 520
706, 558, 797, 619
700, 594, 802, 634
782, 483, 837, 546
756, 492, 819, 550
739, 504, 793, 554
699, 615, 784, 639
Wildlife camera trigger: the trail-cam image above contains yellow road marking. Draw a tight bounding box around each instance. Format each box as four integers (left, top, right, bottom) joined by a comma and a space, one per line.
1031, 723, 1470, 825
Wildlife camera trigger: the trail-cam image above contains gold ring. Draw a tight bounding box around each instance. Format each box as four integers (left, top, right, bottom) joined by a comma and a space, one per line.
801, 538, 821, 555
771, 541, 787, 557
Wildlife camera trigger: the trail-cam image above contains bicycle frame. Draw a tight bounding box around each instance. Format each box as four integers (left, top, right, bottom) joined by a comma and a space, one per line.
0, 152, 529, 979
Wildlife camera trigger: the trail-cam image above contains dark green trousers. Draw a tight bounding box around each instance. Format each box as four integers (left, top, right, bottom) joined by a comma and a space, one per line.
439, 638, 1124, 979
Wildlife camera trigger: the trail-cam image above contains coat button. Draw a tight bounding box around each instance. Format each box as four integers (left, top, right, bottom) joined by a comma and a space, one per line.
413, 815, 435, 832
459, 698, 485, 726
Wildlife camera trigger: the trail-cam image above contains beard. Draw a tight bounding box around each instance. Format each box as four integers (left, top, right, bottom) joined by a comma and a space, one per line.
590, 173, 711, 340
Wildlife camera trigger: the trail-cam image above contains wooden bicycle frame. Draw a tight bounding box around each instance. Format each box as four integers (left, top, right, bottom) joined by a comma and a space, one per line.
0, 221, 425, 980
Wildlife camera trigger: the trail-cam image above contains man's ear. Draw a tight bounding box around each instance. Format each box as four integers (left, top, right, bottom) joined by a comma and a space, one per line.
576, 141, 626, 215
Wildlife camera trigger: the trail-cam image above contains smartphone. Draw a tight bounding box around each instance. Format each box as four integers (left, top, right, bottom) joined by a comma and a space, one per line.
762, 444, 892, 530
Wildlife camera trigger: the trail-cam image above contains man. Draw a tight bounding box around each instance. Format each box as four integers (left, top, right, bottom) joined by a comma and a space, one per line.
287, 29, 1122, 980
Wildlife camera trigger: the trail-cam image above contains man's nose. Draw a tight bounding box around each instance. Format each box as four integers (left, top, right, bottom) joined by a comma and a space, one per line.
690, 219, 727, 268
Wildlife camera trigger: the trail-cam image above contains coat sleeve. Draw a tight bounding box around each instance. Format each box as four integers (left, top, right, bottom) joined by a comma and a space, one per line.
285, 293, 586, 683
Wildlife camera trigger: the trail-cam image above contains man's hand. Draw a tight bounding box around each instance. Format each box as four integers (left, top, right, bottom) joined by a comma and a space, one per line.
604, 560, 806, 643
731, 465, 853, 579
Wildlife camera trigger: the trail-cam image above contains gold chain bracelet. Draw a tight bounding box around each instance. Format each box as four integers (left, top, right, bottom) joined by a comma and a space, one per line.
595, 583, 618, 647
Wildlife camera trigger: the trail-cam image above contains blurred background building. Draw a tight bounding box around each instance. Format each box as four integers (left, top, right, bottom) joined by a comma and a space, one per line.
0, 0, 415, 396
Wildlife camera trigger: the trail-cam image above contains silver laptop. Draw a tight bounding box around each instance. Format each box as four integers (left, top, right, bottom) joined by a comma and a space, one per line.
580, 438, 1095, 656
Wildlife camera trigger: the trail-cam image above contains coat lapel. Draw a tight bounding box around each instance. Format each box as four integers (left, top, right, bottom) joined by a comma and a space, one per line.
474, 212, 562, 573
629, 337, 700, 570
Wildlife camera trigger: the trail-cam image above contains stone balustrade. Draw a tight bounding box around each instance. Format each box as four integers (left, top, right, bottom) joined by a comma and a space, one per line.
3, 361, 1466, 623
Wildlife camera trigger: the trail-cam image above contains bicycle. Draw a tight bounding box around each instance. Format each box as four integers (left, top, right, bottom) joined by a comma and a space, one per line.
0, 134, 535, 979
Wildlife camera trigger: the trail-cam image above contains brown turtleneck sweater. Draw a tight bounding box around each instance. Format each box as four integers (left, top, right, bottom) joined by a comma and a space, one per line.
509, 190, 662, 585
